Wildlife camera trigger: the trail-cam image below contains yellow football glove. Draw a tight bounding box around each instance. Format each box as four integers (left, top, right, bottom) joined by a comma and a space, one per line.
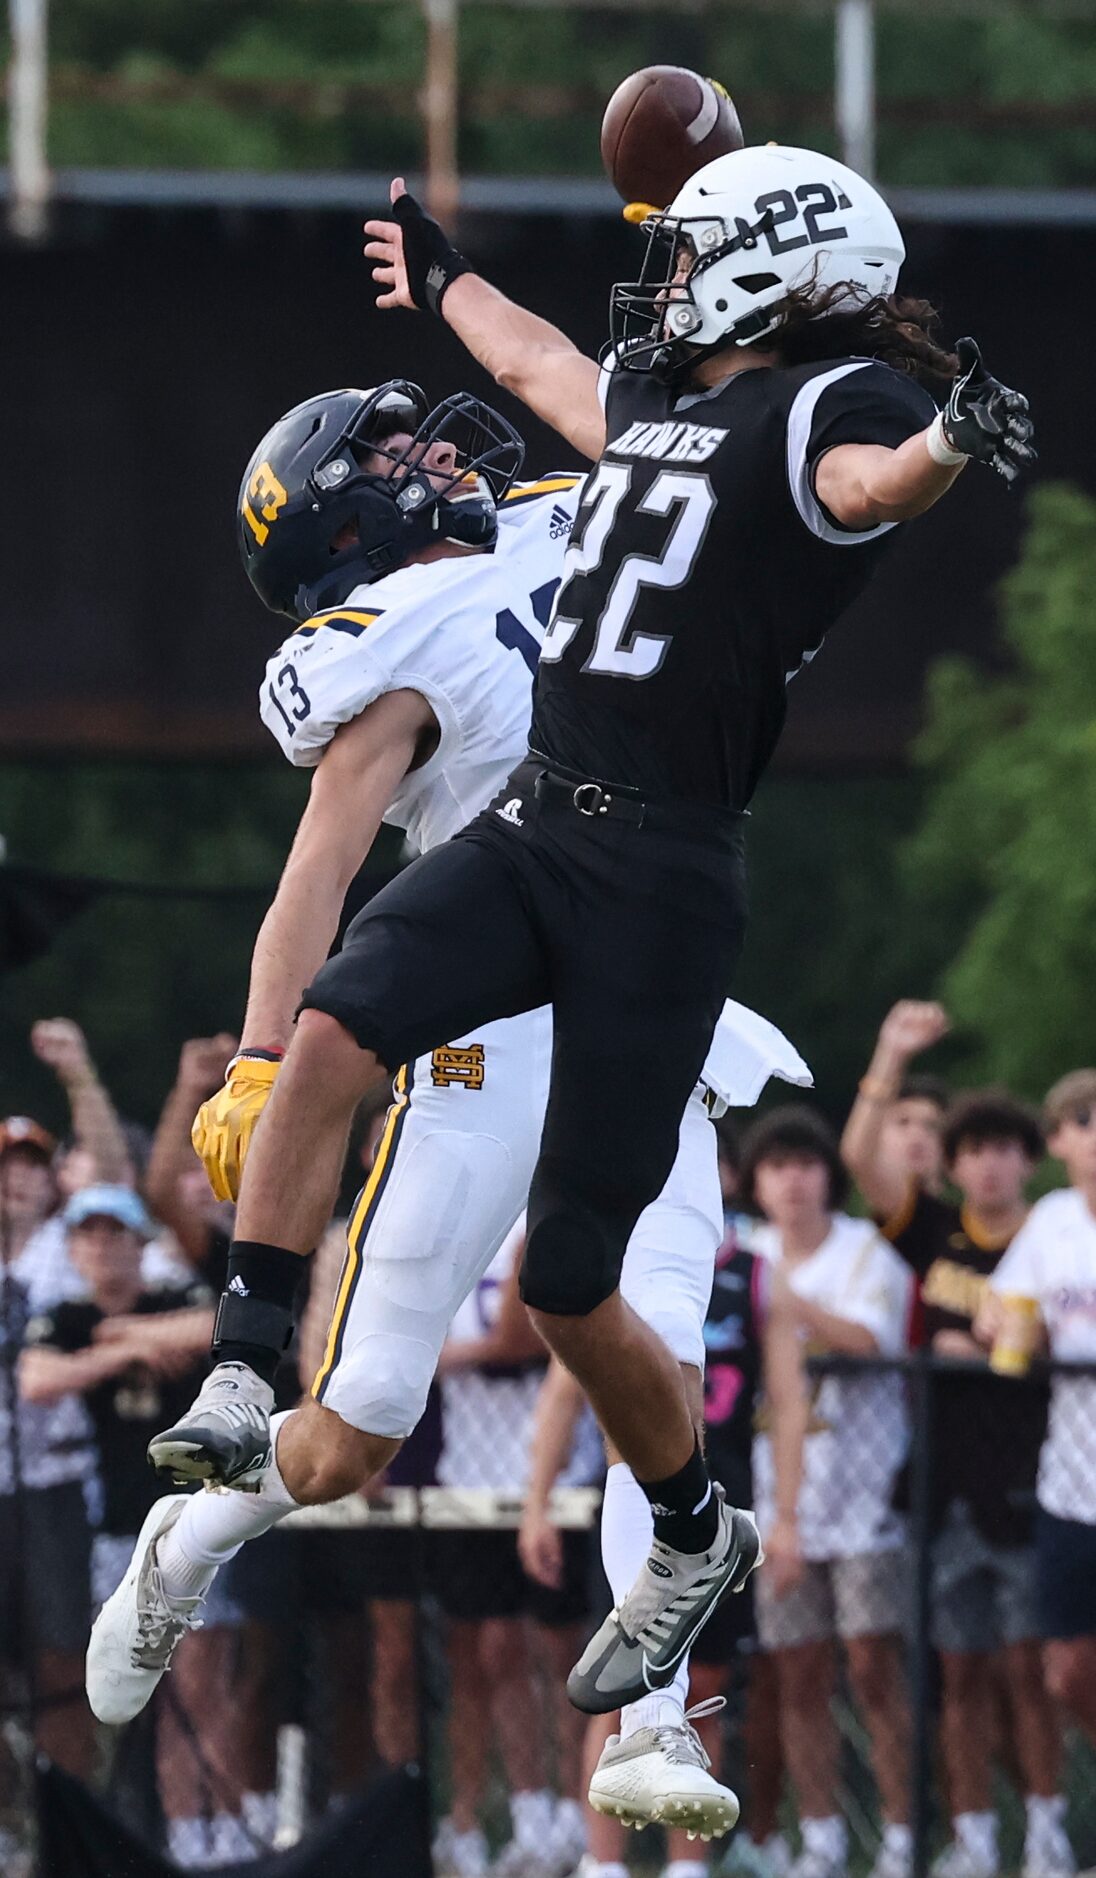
192, 1053, 282, 1202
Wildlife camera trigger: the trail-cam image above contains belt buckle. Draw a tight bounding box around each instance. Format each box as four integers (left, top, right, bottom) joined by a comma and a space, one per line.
573, 782, 607, 817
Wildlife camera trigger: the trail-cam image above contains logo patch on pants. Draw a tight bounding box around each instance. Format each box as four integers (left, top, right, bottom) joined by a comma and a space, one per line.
431, 1044, 486, 1090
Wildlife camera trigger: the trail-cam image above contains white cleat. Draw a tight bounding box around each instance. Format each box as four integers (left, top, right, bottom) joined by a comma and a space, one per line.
86, 1495, 206, 1724
1022, 1824, 1076, 1878
491, 1841, 558, 1877
931, 1847, 997, 1878
433, 1818, 490, 1878
587, 1697, 740, 1840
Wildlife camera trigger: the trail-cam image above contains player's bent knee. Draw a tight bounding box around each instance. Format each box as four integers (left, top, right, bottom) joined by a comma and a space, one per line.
277, 1398, 397, 1503
521, 1245, 621, 1320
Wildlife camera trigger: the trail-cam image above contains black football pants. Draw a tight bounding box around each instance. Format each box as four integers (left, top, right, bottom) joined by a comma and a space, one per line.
302, 758, 748, 1316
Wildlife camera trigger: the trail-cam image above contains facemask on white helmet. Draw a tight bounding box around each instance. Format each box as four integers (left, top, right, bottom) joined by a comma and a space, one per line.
608, 144, 906, 384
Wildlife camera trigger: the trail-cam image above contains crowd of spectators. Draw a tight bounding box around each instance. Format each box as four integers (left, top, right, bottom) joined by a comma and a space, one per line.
3, 1006, 1096, 1878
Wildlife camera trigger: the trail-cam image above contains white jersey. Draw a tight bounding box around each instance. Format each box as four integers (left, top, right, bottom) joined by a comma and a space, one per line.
260, 475, 582, 853
259, 475, 812, 1105
752, 1215, 913, 1559
990, 1188, 1096, 1523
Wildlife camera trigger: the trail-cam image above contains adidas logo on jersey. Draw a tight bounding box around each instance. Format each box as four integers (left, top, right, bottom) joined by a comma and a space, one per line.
495, 797, 525, 827
227, 1275, 250, 1297
608, 418, 728, 464
549, 503, 573, 540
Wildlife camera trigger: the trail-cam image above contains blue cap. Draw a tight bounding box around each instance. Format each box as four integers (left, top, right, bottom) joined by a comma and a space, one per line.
63, 1184, 153, 1240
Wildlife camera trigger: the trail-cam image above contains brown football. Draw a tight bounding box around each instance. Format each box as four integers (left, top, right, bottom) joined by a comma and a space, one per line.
601, 66, 745, 210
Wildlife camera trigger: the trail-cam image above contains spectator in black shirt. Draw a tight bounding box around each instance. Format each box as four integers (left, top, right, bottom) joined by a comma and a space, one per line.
20, 1184, 214, 1606
844, 1013, 1072, 1878
843, 1003, 950, 1213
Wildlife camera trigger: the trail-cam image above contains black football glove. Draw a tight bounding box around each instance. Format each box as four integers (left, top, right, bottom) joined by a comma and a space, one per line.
392, 191, 474, 316
940, 337, 1037, 485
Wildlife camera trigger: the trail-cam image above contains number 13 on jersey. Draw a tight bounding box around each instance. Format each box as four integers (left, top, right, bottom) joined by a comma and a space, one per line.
540, 463, 716, 681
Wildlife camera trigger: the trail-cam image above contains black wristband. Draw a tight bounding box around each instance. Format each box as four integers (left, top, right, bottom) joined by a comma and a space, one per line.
212, 1242, 306, 1367
393, 190, 474, 317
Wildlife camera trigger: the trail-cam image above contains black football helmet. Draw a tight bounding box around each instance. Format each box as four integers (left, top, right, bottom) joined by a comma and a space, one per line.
238, 381, 525, 621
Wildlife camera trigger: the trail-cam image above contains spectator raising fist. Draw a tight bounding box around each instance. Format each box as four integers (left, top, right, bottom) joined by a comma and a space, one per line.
842, 1002, 951, 1223
31, 1018, 98, 1089
30, 1018, 133, 1188
875, 1001, 951, 1067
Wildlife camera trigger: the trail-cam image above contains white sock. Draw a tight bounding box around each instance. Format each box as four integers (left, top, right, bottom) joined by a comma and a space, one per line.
241, 1791, 278, 1845
211, 1811, 259, 1863
955, 1813, 998, 1865
803, 1814, 848, 1866
664, 1863, 709, 1878
167, 1817, 213, 1869
600, 1462, 691, 1740
511, 1788, 556, 1848
1026, 1795, 1067, 1834
884, 1824, 913, 1852
553, 1796, 585, 1841
158, 1410, 301, 1600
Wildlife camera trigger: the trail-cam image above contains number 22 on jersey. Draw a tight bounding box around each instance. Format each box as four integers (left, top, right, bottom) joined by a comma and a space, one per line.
540, 463, 715, 680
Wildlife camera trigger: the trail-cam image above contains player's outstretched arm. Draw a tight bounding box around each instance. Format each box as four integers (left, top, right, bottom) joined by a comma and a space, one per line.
192, 687, 435, 1200
816, 338, 1036, 528
364, 179, 607, 462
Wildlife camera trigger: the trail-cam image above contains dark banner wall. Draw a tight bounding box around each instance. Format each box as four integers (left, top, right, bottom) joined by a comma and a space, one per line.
37, 1760, 432, 1878
3, 204, 1089, 765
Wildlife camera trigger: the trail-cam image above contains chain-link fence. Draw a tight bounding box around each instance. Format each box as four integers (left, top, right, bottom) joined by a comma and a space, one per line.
4, 1328, 1096, 1877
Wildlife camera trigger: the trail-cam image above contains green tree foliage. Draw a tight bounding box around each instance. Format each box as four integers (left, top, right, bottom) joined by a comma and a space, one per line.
901, 483, 1096, 1097
3, 1, 1094, 184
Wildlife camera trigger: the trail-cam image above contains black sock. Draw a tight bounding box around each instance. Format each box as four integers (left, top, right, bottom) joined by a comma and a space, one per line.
213, 1241, 306, 1389
638, 1440, 720, 1555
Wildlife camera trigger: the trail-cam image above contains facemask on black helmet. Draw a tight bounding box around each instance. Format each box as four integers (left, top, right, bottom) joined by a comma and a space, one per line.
238, 382, 525, 621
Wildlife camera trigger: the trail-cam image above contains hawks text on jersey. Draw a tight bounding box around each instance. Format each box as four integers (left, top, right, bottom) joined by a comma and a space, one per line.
532, 357, 936, 809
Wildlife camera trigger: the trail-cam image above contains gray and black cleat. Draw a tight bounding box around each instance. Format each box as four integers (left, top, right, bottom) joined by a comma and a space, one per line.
568, 1495, 763, 1713
146, 1360, 274, 1490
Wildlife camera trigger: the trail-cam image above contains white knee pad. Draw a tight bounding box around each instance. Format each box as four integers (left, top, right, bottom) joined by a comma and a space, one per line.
322, 1321, 447, 1439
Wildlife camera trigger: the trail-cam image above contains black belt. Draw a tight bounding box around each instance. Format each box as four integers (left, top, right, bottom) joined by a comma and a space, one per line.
534, 767, 645, 825
523, 755, 747, 837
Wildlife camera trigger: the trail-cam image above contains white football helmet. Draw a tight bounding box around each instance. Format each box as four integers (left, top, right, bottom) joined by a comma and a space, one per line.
609, 143, 906, 380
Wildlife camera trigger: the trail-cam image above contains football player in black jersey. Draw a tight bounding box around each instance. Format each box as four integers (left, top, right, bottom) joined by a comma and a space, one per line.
146, 146, 1034, 1724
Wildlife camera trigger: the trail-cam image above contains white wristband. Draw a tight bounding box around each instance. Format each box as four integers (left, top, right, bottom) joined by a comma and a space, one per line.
925, 412, 967, 468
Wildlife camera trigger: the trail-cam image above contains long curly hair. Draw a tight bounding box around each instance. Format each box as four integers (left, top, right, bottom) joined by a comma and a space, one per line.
769, 280, 959, 389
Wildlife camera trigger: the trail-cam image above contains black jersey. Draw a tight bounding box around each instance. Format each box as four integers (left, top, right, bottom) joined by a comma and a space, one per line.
531, 356, 936, 809
702, 1233, 765, 1510
26, 1287, 211, 1536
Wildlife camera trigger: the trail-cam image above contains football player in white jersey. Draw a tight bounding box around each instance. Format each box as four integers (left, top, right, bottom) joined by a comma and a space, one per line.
87, 380, 808, 1841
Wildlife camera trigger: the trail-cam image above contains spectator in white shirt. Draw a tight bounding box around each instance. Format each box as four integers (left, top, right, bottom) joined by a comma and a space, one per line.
741, 1107, 915, 1878
984, 1069, 1096, 1754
